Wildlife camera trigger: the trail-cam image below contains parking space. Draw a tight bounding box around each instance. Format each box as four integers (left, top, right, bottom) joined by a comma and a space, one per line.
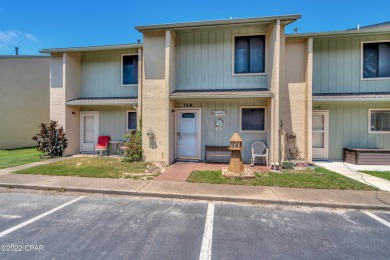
212, 204, 390, 259
0, 190, 389, 259
0, 193, 76, 231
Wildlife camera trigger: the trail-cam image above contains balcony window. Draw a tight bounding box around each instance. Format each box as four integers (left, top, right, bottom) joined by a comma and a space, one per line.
234, 35, 265, 74
122, 54, 138, 85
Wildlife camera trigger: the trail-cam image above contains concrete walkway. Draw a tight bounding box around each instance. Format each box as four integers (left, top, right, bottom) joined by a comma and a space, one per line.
0, 172, 389, 210
315, 161, 390, 192
155, 162, 269, 182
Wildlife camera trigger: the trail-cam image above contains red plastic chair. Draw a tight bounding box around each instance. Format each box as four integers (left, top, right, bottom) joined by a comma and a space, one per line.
94, 136, 110, 157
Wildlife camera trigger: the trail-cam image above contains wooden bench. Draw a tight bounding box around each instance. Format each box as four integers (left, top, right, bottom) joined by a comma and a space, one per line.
205, 145, 230, 163
343, 148, 390, 165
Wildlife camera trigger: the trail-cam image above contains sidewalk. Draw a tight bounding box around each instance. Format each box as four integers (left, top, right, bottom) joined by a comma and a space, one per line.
315, 161, 390, 192
0, 172, 389, 211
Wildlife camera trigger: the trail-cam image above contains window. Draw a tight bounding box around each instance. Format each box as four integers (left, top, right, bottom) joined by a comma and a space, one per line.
122, 54, 138, 85
240, 107, 265, 132
126, 111, 137, 131
369, 109, 390, 133
362, 42, 390, 79
234, 35, 265, 74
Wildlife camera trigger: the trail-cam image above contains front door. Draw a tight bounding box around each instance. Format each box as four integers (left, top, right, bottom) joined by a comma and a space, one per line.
176, 109, 201, 160
80, 112, 99, 153
312, 111, 329, 159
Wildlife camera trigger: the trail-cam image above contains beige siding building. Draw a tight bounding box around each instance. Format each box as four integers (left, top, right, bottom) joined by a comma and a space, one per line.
0, 56, 50, 149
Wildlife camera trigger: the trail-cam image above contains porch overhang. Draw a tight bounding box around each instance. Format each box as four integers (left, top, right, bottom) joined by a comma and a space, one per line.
313, 92, 390, 102
169, 89, 274, 100
66, 97, 138, 106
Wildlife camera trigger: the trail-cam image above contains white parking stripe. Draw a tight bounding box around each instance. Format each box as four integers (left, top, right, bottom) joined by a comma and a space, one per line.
363, 211, 390, 228
0, 196, 85, 238
199, 202, 215, 260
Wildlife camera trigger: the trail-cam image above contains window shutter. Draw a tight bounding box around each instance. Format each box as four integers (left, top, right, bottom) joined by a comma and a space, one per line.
249, 36, 265, 73
234, 37, 249, 73
363, 43, 378, 78
378, 43, 390, 78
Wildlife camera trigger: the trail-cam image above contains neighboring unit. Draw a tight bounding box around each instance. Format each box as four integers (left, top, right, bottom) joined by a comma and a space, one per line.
0, 56, 50, 149
289, 22, 390, 161
41, 44, 142, 155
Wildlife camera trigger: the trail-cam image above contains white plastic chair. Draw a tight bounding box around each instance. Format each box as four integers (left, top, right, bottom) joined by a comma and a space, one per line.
250, 141, 269, 167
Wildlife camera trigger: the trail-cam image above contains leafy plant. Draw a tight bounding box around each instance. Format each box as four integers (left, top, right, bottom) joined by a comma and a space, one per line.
123, 117, 143, 162
32, 120, 68, 157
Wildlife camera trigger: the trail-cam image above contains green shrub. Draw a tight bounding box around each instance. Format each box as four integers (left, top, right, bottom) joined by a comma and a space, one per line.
123, 117, 142, 162
32, 120, 68, 157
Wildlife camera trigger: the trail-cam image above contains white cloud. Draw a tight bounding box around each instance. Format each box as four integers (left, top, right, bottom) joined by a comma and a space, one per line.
24, 33, 38, 42
0, 30, 39, 47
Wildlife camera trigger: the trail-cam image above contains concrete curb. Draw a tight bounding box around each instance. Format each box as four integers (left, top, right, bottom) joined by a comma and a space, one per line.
2, 183, 390, 211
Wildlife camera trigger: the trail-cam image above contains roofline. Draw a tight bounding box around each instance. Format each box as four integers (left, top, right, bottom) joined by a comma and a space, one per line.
40, 43, 143, 54
136, 14, 301, 31
169, 93, 274, 100
313, 97, 390, 102
0, 55, 49, 59
287, 28, 390, 39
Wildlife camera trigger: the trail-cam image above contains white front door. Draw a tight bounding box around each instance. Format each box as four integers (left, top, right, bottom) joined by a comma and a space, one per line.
312, 111, 329, 159
80, 112, 99, 153
176, 109, 201, 160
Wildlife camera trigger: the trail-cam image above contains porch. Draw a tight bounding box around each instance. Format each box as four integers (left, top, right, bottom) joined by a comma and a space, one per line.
65, 97, 138, 155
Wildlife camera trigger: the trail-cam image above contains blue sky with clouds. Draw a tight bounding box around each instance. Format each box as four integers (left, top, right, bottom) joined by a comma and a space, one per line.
0, 0, 389, 55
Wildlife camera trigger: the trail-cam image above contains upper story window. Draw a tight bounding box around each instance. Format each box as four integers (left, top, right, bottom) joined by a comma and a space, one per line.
362, 41, 390, 79
369, 109, 390, 133
122, 54, 138, 86
234, 35, 265, 75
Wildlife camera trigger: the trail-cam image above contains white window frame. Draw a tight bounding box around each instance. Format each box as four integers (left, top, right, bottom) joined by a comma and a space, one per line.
121, 53, 138, 87
239, 106, 266, 133
232, 33, 268, 77
361, 40, 390, 81
368, 108, 390, 134
126, 110, 137, 131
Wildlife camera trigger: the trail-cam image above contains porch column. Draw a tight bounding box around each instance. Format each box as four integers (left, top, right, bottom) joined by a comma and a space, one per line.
270, 20, 281, 163
306, 37, 314, 162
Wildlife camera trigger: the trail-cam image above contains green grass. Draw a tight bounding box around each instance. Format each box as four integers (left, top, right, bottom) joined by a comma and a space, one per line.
187, 167, 377, 190
0, 147, 42, 169
360, 171, 390, 181
16, 157, 159, 180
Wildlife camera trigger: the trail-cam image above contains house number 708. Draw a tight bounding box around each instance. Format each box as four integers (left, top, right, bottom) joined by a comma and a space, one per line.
184, 103, 192, 107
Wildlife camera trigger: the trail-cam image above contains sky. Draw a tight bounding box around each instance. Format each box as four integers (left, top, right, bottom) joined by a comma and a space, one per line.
0, 0, 389, 55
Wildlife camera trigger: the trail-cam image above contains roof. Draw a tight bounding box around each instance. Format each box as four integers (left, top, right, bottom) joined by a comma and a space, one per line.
350, 21, 390, 30
288, 20, 390, 39
136, 14, 301, 31
66, 97, 138, 106
313, 92, 390, 102
40, 43, 142, 54
0, 55, 49, 59
169, 88, 273, 99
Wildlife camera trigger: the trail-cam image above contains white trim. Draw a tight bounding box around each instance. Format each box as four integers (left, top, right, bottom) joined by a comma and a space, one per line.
121, 53, 139, 87
239, 106, 266, 133
368, 108, 390, 134
360, 40, 390, 81
312, 110, 329, 160
232, 33, 268, 76
175, 108, 202, 160
126, 110, 137, 131
80, 111, 99, 153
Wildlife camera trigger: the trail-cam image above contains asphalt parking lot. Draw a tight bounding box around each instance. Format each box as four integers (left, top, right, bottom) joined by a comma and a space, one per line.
0, 189, 389, 260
